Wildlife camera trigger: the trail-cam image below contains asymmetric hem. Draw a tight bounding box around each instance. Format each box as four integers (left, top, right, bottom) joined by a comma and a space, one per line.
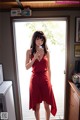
29, 55, 57, 116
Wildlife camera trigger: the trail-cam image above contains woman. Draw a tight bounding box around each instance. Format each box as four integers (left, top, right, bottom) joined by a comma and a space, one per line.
25, 31, 57, 120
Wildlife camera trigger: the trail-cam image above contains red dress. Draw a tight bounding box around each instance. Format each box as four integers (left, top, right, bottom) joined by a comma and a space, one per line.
29, 55, 57, 116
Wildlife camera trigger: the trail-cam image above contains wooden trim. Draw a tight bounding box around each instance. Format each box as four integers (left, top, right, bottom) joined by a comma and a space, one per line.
0, 7, 80, 12
10, 17, 23, 120
11, 16, 69, 120
64, 16, 70, 120
69, 81, 80, 97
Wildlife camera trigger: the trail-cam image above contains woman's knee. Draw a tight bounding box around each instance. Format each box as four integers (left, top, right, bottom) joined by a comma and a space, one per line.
44, 102, 49, 111
36, 104, 40, 111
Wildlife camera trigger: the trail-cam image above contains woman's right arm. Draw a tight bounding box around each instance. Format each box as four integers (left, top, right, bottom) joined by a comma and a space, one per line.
25, 50, 36, 70
25, 50, 39, 70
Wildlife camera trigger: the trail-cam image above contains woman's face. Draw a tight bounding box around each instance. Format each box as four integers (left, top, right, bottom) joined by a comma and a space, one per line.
35, 37, 44, 47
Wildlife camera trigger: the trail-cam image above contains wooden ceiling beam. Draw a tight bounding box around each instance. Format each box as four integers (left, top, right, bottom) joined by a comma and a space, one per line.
0, 0, 80, 10
20, 0, 80, 1
20, 0, 80, 2
0, 0, 80, 1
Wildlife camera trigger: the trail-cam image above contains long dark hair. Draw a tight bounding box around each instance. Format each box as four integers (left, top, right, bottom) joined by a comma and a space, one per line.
30, 31, 47, 57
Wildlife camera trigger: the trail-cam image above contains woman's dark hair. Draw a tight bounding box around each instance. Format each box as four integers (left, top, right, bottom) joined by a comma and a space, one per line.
30, 31, 47, 57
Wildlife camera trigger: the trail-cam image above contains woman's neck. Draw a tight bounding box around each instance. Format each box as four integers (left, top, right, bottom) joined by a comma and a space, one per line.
36, 46, 40, 51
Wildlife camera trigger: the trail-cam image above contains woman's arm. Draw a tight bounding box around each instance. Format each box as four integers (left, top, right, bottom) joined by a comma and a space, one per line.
46, 51, 51, 82
25, 50, 35, 70
25, 49, 39, 70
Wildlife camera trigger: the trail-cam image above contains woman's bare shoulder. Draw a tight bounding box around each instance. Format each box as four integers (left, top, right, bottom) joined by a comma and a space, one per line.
26, 49, 31, 55
46, 50, 50, 57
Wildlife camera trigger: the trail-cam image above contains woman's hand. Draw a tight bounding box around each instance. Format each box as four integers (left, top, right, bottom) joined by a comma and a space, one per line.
34, 51, 40, 60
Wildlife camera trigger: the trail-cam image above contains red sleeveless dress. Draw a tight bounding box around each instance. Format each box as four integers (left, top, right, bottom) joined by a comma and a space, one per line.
29, 55, 57, 116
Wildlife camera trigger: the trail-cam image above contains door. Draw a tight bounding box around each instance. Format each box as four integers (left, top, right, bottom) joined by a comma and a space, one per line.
13, 18, 67, 120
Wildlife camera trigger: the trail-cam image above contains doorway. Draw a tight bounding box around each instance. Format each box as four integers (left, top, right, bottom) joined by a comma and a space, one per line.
13, 18, 67, 120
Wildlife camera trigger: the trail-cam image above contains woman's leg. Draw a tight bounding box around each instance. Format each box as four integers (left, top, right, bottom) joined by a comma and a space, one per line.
34, 103, 40, 120
44, 101, 50, 120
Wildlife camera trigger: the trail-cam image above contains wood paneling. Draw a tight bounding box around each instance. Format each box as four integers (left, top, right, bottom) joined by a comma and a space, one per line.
69, 82, 80, 120
0, 0, 80, 10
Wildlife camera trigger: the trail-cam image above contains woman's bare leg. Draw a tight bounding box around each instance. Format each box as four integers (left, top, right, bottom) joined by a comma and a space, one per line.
44, 101, 50, 120
34, 103, 40, 120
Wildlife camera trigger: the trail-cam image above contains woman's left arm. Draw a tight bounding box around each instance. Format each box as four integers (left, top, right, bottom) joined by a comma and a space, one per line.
47, 51, 51, 82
